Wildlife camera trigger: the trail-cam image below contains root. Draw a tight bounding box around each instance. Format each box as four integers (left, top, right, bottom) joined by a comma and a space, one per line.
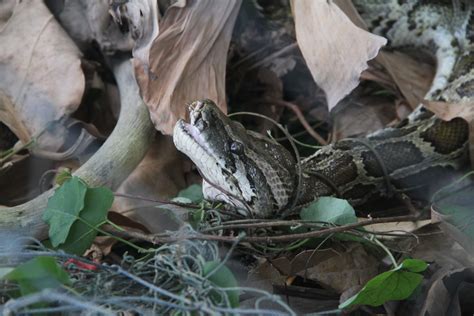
0, 59, 155, 240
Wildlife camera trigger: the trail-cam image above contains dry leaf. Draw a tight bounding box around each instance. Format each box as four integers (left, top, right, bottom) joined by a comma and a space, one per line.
0, 0, 14, 28
246, 257, 290, 293
124, 0, 159, 64
363, 219, 431, 238
112, 135, 188, 233
291, 0, 386, 110
133, 0, 241, 134
0, 0, 84, 150
378, 51, 435, 109
423, 100, 474, 122
53, 0, 135, 53
332, 96, 397, 140
335, 1, 436, 110
291, 244, 379, 293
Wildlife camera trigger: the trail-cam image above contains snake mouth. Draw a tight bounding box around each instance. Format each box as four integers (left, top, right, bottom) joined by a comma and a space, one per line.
173, 119, 210, 156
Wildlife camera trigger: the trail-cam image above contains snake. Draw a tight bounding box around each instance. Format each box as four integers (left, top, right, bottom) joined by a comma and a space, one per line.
173, 0, 474, 218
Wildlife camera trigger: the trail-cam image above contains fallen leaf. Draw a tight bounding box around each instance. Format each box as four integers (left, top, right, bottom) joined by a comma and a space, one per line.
431, 182, 474, 256
379, 51, 435, 109
411, 267, 474, 316
291, 0, 386, 110
112, 135, 188, 233
363, 219, 431, 239
52, 0, 135, 53
403, 223, 474, 271
334, 1, 436, 110
332, 96, 397, 140
0, 0, 84, 151
292, 244, 379, 293
133, 0, 241, 134
246, 257, 290, 293
423, 100, 474, 122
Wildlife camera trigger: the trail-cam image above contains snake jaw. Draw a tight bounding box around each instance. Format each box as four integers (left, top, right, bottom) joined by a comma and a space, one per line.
173, 115, 251, 210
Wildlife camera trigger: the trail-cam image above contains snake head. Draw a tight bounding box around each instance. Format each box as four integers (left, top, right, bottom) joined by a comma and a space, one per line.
173, 99, 296, 218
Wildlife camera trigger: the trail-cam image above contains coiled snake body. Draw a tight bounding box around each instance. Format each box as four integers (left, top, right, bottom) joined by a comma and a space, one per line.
173, 1, 474, 217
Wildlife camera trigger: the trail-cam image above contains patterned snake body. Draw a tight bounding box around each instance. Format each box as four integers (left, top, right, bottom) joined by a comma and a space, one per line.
173, 1, 474, 217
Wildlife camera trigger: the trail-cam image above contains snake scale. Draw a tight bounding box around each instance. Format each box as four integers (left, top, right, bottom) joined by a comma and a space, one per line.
173, 0, 474, 218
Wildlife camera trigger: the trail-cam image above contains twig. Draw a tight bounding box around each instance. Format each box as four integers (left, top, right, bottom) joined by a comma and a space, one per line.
248, 42, 298, 70
2, 289, 115, 316
0, 138, 35, 166
114, 192, 201, 209
395, 192, 421, 217
104, 214, 419, 244
262, 99, 328, 145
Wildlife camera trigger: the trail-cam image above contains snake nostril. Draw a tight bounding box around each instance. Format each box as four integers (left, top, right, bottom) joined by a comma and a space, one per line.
195, 118, 207, 131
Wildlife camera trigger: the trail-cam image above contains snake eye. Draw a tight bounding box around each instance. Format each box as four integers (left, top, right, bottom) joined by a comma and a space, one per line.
230, 141, 244, 155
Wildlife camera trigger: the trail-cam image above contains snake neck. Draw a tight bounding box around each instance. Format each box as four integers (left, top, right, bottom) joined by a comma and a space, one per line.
295, 115, 470, 209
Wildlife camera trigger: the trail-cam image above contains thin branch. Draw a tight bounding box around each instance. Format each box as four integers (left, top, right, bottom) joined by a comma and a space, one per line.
114, 192, 201, 209
263, 99, 328, 145
104, 214, 419, 244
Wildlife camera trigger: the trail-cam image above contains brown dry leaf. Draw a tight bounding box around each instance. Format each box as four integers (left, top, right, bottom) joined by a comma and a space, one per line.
245, 257, 290, 293
291, 0, 386, 110
378, 51, 435, 109
363, 219, 431, 239
0, 0, 84, 151
332, 96, 397, 140
112, 135, 188, 233
423, 100, 474, 122
335, 1, 436, 110
291, 244, 379, 293
133, 0, 241, 134
406, 223, 474, 270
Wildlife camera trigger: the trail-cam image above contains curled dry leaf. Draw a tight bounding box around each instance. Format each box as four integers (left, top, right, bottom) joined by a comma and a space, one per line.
133, 0, 242, 134
115, 0, 159, 63
0, 0, 84, 151
335, 0, 436, 110
378, 51, 435, 109
291, 0, 386, 110
53, 0, 134, 53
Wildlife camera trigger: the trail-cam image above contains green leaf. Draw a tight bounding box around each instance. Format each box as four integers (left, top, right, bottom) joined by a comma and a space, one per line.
177, 184, 204, 203
300, 197, 357, 225
4, 256, 70, 296
43, 177, 88, 247
59, 187, 114, 255
398, 259, 428, 273
203, 261, 239, 307
189, 208, 205, 228
339, 259, 427, 308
